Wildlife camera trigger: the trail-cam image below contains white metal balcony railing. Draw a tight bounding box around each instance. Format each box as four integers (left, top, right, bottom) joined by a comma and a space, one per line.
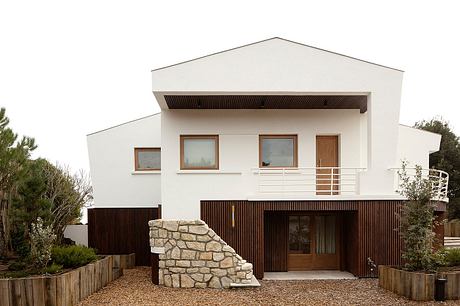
252, 167, 449, 201
252, 167, 366, 196
390, 167, 449, 202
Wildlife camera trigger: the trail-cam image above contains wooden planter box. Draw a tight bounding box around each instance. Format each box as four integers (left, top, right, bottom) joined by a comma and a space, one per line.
379, 265, 460, 301
0, 255, 123, 306
108, 253, 136, 269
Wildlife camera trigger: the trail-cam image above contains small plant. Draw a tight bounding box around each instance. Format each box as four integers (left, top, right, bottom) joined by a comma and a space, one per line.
29, 217, 56, 270
42, 263, 63, 274
445, 248, 460, 266
51, 245, 97, 268
8, 261, 27, 271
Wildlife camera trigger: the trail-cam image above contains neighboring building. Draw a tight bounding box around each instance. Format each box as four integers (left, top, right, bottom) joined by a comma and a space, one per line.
87, 38, 449, 277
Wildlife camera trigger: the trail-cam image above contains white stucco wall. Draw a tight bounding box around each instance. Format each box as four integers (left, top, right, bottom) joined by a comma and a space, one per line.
161, 109, 366, 219
152, 38, 404, 198
64, 225, 88, 246
87, 114, 161, 207
397, 125, 441, 169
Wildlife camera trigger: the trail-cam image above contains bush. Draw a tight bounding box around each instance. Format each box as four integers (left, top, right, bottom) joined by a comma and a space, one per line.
29, 217, 56, 269
42, 263, 63, 274
397, 163, 438, 271
51, 245, 97, 268
8, 261, 27, 271
445, 248, 460, 266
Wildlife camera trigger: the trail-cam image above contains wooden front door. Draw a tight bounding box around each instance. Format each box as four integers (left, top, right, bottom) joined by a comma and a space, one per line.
288, 214, 340, 271
316, 136, 339, 195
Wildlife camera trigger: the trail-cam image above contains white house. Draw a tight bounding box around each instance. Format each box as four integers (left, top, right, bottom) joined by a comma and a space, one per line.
87, 38, 448, 279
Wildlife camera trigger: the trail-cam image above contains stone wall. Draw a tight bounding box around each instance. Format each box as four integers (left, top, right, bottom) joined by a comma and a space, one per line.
149, 220, 253, 288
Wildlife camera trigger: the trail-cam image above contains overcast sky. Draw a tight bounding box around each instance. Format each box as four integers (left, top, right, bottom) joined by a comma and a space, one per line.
1, 0, 459, 173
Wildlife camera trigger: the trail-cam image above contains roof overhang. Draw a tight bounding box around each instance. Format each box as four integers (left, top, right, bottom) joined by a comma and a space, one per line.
162, 94, 367, 113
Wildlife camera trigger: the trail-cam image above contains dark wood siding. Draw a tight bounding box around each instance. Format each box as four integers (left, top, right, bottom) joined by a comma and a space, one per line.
165, 95, 367, 113
264, 212, 288, 272
343, 211, 359, 276
201, 200, 447, 278
200, 201, 255, 266
88, 207, 160, 266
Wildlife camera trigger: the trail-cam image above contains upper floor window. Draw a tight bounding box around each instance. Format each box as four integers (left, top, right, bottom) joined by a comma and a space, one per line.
134, 148, 161, 171
180, 135, 219, 170
259, 135, 298, 168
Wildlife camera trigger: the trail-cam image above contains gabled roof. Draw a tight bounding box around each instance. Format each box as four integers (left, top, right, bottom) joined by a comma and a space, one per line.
152, 37, 403, 73
151, 37, 404, 110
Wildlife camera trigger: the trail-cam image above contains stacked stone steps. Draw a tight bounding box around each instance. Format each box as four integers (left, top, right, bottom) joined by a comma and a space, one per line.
150, 219, 256, 289
444, 236, 460, 249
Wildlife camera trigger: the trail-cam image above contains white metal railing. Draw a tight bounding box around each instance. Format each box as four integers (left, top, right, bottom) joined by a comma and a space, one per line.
390, 167, 449, 202
252, 167, 366, 196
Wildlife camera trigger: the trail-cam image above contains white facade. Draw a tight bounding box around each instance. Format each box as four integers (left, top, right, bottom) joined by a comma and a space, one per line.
397, 124, 441, 168
87, 38, 444, 219
64, 225, 88, 246
87, 114, 161, 208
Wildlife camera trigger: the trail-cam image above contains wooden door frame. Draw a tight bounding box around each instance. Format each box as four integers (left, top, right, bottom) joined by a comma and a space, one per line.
287, 212, 342, 271
316, 135, 340, 195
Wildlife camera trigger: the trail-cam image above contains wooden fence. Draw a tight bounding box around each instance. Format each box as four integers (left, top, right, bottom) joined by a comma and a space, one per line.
0, 255, 122, 306
88, 207, 160, 265
445, 219, 460, 237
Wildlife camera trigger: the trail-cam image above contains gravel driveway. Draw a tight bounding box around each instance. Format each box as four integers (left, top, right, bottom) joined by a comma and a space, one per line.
78, 267, 457, 305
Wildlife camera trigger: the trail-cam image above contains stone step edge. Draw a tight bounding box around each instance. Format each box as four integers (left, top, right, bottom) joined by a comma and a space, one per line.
230, 276, 261, 288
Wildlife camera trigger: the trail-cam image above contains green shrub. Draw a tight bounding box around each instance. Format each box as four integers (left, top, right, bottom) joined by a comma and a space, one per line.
51, 245, 97, 268
43, 263, 63, 274
445, 248, 460, 266
8, 261, 27, 271
0, 270, 31, 278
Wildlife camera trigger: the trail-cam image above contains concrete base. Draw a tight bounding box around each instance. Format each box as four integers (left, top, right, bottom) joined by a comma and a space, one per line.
230, 276, 261, 288
263, 271, 357, 280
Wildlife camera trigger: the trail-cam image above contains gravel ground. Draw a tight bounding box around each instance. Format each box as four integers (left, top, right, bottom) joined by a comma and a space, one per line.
79, 267, 459, 305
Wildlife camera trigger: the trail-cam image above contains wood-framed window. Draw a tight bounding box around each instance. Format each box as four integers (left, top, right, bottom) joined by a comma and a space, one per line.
180, 135, 219, 170
134, 148, 161, 171
259, 135, 298, 168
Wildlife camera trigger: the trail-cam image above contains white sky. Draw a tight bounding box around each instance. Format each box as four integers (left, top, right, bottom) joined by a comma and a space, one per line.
1, 0, 459, 173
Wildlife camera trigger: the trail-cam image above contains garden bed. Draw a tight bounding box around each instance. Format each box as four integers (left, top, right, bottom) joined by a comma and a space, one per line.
0, 255, 122, 306
379, 265, 460, 301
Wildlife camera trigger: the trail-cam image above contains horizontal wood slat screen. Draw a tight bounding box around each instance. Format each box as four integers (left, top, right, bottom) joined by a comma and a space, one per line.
165, 95, 368, 113
201, 200, 446, 278
88, 207, 160, 266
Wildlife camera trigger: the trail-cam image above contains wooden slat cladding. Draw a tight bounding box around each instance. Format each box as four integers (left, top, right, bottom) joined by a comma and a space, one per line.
357, 201, 403, 277
200, 201, 255, 267
264, 212, 288, 272
88, 208, 160, 266
201, 200, 448, 279
343, 211, 359, 276
166, 95, 368, 113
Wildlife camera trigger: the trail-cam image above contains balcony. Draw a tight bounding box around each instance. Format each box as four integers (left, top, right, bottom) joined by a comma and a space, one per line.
252, 167, 366, 197
252, 167, 449, 202
390, 167, 449, 202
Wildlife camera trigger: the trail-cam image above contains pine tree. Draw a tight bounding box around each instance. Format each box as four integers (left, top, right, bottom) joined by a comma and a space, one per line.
0, 107, 36, 257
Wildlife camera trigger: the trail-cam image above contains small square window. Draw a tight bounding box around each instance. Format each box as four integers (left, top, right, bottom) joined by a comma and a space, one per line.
259, 135, 298, 168
135, 148, 161, 171
180, 135, 219, 170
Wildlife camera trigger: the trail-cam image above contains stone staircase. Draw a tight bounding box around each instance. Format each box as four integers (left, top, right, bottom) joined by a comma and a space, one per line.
444, 236, 460, 249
